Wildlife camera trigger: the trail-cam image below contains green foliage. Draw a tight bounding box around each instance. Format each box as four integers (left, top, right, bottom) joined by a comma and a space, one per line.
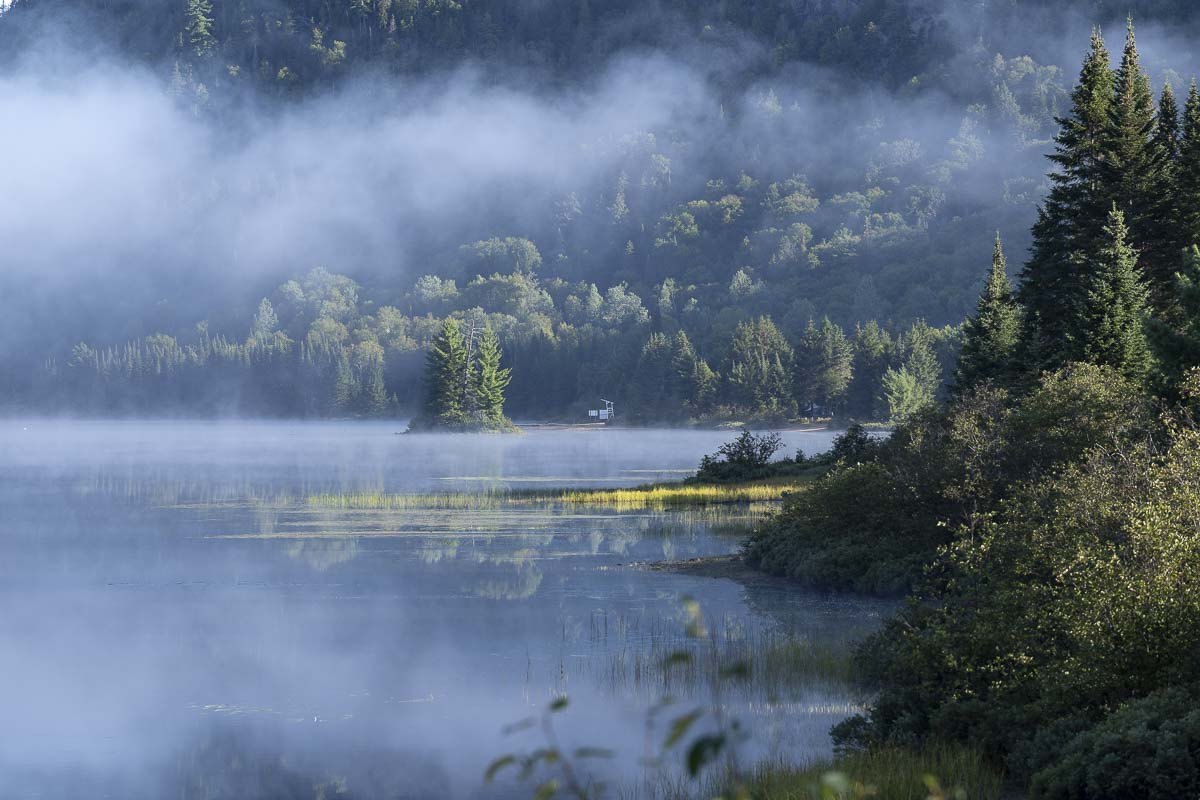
412, 319, 515, 431
748, 364, 1150, 595
1151, 246, 1200, 388
725, 317, 796, 421
1030, 687, 1200, 800
184, 0, 216, 59
840, 371, 1197, 795
1075, 205, 1153, 381
1018, 29, 1115, 373
473, 327, 512, 426
954, 235, 1019, 392
695, 430, 787, 482
794, 318, 853, 417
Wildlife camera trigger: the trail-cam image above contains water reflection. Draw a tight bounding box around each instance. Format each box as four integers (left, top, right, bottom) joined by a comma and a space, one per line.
0, 421, 879, 799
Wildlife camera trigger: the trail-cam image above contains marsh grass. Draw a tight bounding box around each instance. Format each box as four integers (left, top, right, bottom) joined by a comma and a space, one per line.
306, 478, 807, 512
742, 745, 1004, 800
566, 612, 863, 702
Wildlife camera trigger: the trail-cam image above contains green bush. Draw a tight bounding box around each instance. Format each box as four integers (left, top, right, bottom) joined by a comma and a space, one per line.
1031, 687, 1200, 800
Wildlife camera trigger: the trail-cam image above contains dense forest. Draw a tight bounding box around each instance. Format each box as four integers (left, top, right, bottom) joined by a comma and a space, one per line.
746, 21, 1200, 798
2, 1, 1200, 421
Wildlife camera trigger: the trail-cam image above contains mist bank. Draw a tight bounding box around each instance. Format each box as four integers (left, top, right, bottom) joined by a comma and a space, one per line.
4, 2, 1200, 420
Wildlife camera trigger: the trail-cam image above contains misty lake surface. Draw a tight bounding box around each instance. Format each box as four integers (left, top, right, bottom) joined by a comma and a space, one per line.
0, 421, 891, 799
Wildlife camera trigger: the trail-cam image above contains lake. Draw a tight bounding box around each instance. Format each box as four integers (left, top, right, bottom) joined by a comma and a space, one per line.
0, 421, 890, 799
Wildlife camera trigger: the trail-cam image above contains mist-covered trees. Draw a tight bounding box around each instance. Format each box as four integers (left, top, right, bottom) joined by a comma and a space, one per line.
48, 256, 960, 423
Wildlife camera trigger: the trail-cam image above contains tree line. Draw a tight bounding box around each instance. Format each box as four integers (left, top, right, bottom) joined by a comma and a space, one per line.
41, 260, 961, 423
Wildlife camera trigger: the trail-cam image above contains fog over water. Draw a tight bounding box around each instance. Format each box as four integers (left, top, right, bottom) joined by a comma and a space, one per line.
0, 422, 890, 799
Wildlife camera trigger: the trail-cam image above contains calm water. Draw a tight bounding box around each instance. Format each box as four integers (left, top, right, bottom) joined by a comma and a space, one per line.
0, 421, 888, 799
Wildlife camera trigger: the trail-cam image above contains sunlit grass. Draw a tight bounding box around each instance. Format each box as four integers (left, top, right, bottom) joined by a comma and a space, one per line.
306, 479, 806, 512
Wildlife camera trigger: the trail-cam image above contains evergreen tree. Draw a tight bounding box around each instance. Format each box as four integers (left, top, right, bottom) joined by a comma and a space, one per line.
1105, 21, 1157, 218
1077, 205, 1153, 382
472, 327, 512, 425
1178, 82, 1200, 250
903, 320, 943, 398
954, 234, 1020, 392
251, 298, 279, 341
366, 364, 389, 416
845, 321, 892, 421
1146, 81, 1185, 291
1104, 20, 1168, 295
668, 330, 716, 414
629, 332, 675, 421
185, 0, 216, 58
793, 317, 853, 416
1150, 246, 1200, 390
1018, 29, 1115, 373
725, 316, 795, 419
420, 318, 469, 426
333, 352, 356, 412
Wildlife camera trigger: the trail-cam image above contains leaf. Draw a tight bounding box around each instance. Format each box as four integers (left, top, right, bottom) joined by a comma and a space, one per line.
663, 709, 703, 749
549, 696, 569, 712
685, 733, 726, 777
483, 755, 516, 782
533, 778, 560, 800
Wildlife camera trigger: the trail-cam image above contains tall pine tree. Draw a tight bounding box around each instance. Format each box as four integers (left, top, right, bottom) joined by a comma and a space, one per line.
472, 327, 512, 427
1177, 82, 1200, 251
1146, 81, 1184, 291
1076, 205, 1153, 382
1018, 28, 1115, 373
954, 234, 1021, 392
419, 318, 469, 427
1104, 19, 1168, 297
793, 318, 853, 417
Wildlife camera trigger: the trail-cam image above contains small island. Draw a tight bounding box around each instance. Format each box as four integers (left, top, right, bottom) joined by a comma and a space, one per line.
407, 319, 519, 433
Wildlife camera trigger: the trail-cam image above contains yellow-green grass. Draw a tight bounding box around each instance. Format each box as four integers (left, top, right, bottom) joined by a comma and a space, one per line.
530, 480, 804, 509
744, 745, 1003, 800
307, 478, 809, 512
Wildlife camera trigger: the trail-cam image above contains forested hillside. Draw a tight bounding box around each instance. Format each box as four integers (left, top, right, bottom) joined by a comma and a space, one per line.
3, 0, 1200, 419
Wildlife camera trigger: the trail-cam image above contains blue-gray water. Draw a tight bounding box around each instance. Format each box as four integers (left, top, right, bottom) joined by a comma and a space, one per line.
0, 421, 888, 799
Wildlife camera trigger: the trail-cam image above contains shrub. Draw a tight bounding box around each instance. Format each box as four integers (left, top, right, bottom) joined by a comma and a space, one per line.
1031, 687, 1200, 800
696, 430, 790, 482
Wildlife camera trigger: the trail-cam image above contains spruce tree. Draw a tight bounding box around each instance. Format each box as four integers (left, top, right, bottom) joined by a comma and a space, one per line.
725, 316, 795, 419
1178, 82, 1200, 250
1077, 205, 1153, 382
793, 318, 852, 416
1105, 20, 1157, 216
473, 327, 511, 426
954, 234, 1021, 392
421, 319, 469, 426
1146, 81, 1184, 290
1104, 20, 1169, 296
1018, 29, 1115, 373
366, 364, 389, 416
845, 321, 892, 421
